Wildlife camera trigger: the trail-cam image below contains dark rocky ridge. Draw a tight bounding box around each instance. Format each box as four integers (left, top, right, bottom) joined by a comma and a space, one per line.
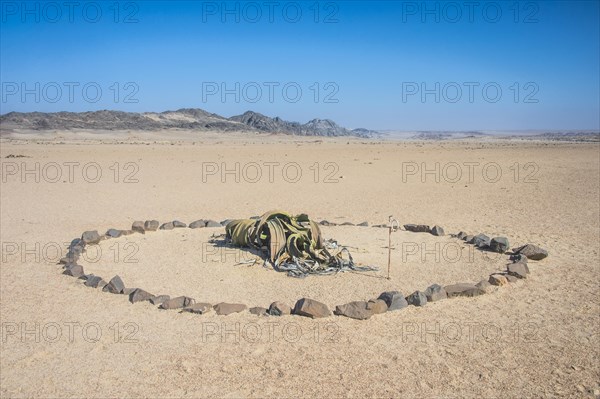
0, 108, 375, 137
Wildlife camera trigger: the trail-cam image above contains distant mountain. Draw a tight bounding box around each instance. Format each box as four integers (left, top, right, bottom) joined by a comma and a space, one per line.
0, 108, 375, 137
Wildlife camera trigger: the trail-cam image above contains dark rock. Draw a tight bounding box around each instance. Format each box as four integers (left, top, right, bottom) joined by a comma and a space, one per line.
406, 291, 428, 306
160, 296, 194, 309
512, 244, 548, 260
249, 216, 260, 220
106, 229, 122, 238
132, 221, 145, 234
424, 284, 447, 302
213, 302, 247, 315
507, 262, 530, 279
268, 301, 291, 316
366, 299, 388, 314
205, 220, 221, 228
334, 301, 372, 320
464, 235, 475, 243
189, 220, 206, 229
430, 225, 445, 236
489, 237, 510, 253
160, 222, 174, 230
340, 222, 354, 226
63, 264, 84, 278
182, 303, 212, 314
319, 220, 337, 226
457, 231, 468, 240
150, 295, 170, 305
404, 224, 431, 233
293, 298, 331, 318
129, 288, 154, 303
102, 275, 125, 294
488, 274, 508, 286
81, 230, 101, 245
378, 291, 408, 311
173, 220, 187, 228
249, 307, 269, 316
84, 275, 105, 288
357, 221, 369, 227
444, 283, 485, 298
473, 234, 491, 248
144, 220, 159, 231
510, 253, 528, 263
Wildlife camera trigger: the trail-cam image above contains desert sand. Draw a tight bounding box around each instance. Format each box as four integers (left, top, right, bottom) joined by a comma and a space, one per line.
0, 132, 598, 398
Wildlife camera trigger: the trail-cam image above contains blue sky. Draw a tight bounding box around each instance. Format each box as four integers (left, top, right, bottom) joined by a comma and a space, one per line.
1, 0, 599, 130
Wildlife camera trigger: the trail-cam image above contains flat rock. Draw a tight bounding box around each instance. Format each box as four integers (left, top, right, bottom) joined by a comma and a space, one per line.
63, 264, 84, 278
404, 224, 430, 233
103, 275, 125, 294
406, 291, 428, 306
173, 220, 187, 228
424, 284, 447, 302
205, 220, 221, 228
182, 303, 212, 314
476, 279, 494, 293
366, 299, 388, 314
505, 275, 519, 283
268, 301, 292, 316
294, 298, 331, 318
334, 301, 372, 320
512, 244, 548, 260
213, 302, 247, 315
473, 233, 491, 248
489, 274, 509, 286
507, 262, 530, 279
106, 229, 122, 238
160, 296, 194, 309
132, 221, 145, 234
378, 291, 408, 311
150, 295, 170, 305
249, 307, 269, 316
444, 283, 485, 298
189, 220, 206, 229
129, 288, 154, 303
81, 230, 101, 245
490, 237, 510, 253
144, 220, 159, 231
319, 220, 337, 226
430, 225, 445, 236
160, 222, 174, 230
357, 221, 369, 227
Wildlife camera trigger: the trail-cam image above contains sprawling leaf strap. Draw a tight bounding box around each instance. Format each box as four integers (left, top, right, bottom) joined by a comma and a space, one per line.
225, 210, 378, 278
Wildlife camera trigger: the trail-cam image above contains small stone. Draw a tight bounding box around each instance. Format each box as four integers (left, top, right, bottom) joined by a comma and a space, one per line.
505, 275, 519, 283
205, 220, 221, 228
106, 229, 122, 238
160, 296, 194, 309
406, 291, 428, 306
189, 220, 206, 229
81, 230, 101, 245
340, 222, 354, 226
464, 235, 474, 243
173, 220, 187, 228
120, 230, 135, 236
268, 301, 292, 316
334, 301, 372, 320
293, 298, 331, 318
489, 237, 510, 253
150, 295, 170, 305
129, 288, 154, 303
122, 288, 137, 295
213, 302, 247, 315
357, 221, 369, 227
366, 299, 388, 314
132, 221, 145, 234
102, 275, 125, 294
424, 284, 447, 302
476, 279, 493, 293
510, 253, 528, 263
220, 219, 233, 226
182, 303, 213, 314
84, 275, 104, 288
507, 262, 530, 279
378, 291, 408, 311
430, 225, 445, 236
404, 224, 430, 233
472, 234, 491, 248
249, 307, 269, 316
63, 264, 84, 278
512, 244, 548, 260
444, 283, 485, 298
488, 274, 509, 286
457, 231, 468, 240
160, 222, 174, 230
319, 220, 337, 226
144, 220, 159, 231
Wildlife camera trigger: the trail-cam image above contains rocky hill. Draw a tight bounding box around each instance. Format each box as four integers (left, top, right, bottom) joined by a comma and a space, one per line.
0, 109, 375, 137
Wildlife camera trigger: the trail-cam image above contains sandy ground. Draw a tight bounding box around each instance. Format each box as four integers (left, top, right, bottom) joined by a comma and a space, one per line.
0, 132, 599, 398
